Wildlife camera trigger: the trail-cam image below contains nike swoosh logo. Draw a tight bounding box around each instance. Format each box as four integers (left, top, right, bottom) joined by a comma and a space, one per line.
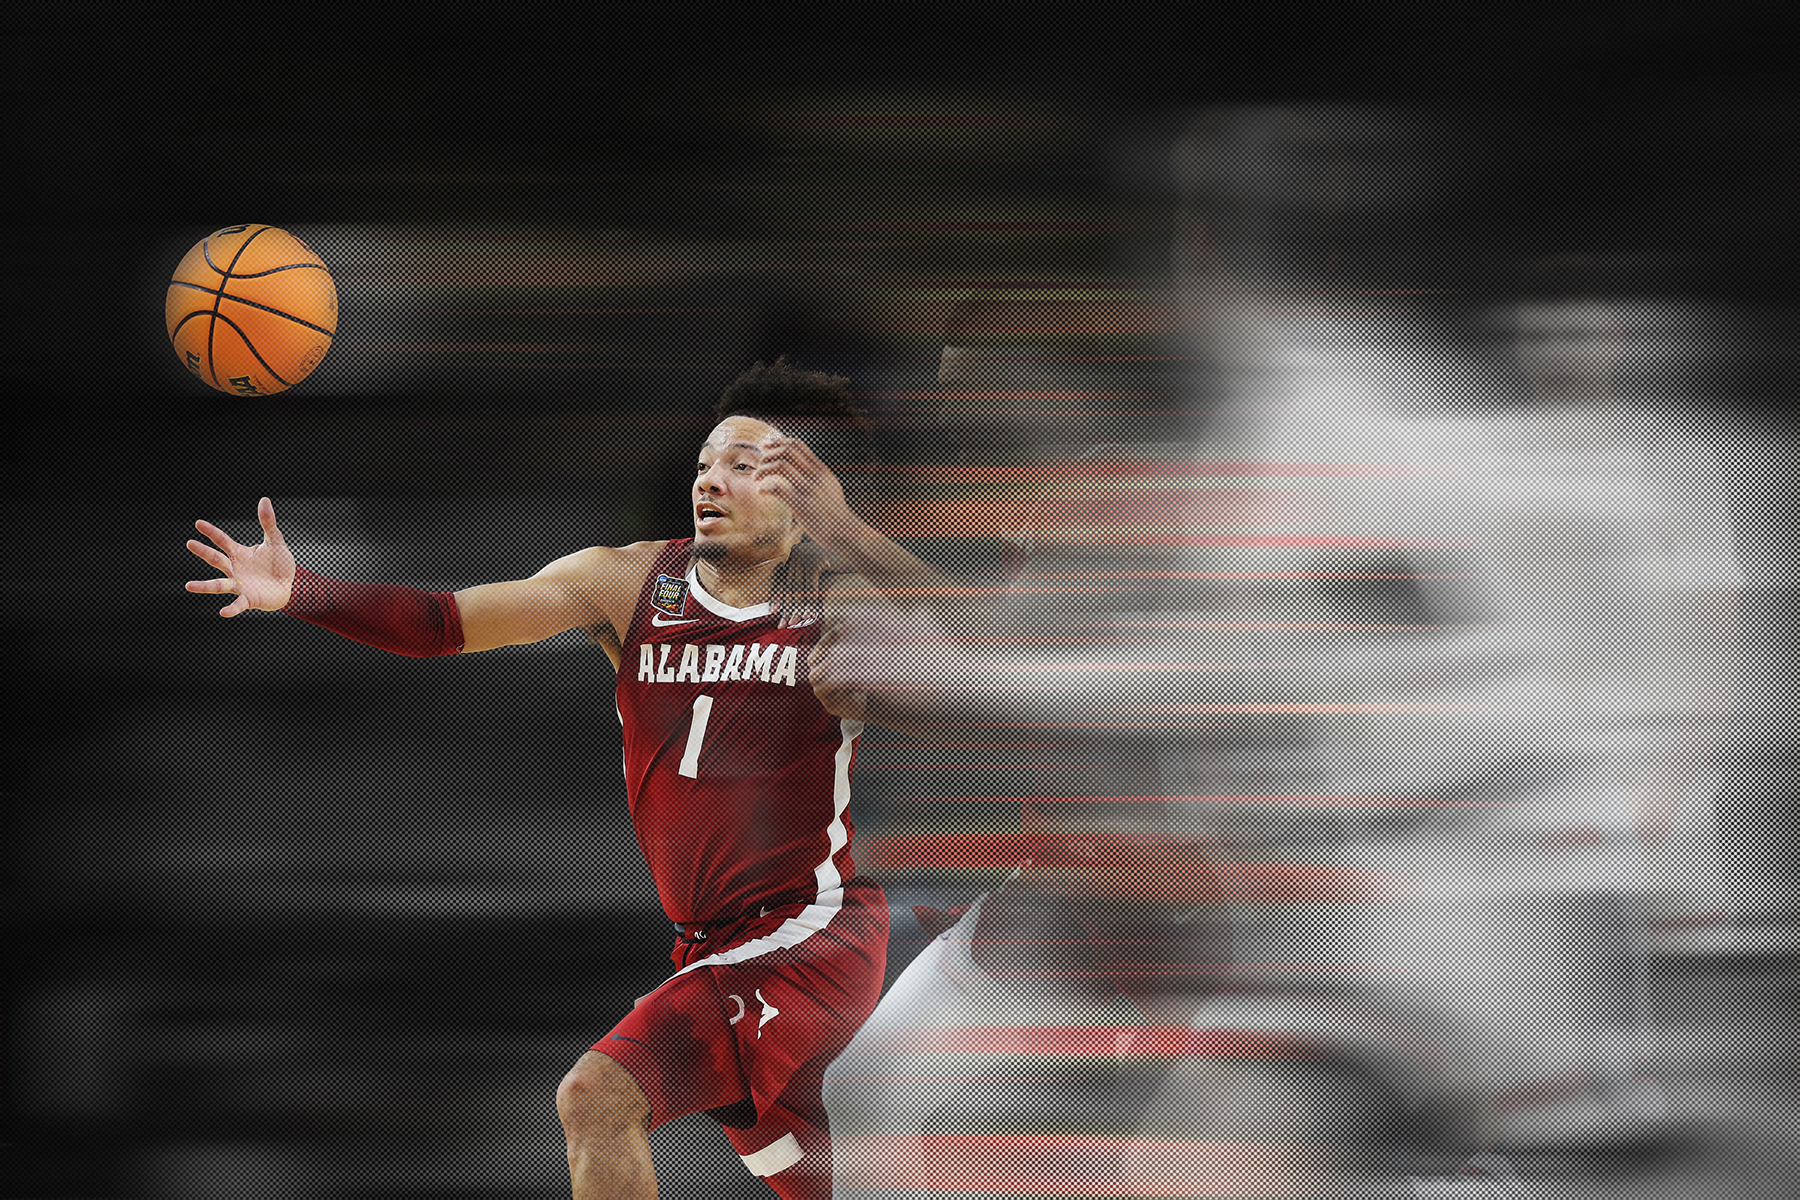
651, 612, 701, 626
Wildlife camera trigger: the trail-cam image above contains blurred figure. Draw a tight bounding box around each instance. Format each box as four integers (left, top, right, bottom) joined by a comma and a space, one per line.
824, 106, 1749, 1197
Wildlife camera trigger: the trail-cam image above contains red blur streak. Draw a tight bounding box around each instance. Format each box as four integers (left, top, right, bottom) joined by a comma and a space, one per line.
891, 489, 1272, 522
873, 506, 1452, 547
1007, 570, 1466, 581
1121, 702, 1491, 714
862, 455, 1428, 480
866, 835, 1379, 901
878, 793, 1503, 808
866, 831, 1041, 867
835, 1134, 1314, 1196
855, 696, 1488, 714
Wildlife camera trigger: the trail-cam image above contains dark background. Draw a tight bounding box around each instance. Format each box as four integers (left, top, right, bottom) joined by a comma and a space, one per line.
8, 19, 1799, 1199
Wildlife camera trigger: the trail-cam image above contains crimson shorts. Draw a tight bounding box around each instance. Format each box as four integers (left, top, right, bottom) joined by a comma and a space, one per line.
589, 879, 888, 1196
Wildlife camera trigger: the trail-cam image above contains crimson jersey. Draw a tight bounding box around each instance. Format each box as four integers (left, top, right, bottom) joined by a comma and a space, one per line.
617, 540, 866, 925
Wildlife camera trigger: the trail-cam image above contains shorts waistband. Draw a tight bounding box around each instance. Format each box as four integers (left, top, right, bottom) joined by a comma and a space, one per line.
673, 918, 729, 943
671, 883, 860, 943
672, 904, 784, 944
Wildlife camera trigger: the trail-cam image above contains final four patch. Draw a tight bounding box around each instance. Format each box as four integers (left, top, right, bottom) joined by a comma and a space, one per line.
652, 574, 691, 616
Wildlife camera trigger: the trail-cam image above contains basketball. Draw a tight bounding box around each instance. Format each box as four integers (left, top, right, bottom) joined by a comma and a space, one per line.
166, 225, 337, 395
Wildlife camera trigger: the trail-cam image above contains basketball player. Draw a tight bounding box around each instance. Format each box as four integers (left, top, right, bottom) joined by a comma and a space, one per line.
185, 360, 945, 1200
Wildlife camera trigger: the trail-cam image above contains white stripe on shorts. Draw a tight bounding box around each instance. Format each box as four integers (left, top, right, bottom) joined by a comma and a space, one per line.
669, 886, 846, 978
740, 1130, 803, 1176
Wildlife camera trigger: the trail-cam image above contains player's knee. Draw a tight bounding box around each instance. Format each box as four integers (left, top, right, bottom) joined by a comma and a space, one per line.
557, 1050, 651, 1140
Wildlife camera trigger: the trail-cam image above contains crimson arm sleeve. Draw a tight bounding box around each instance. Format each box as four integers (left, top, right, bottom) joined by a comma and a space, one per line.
282, 564, 465, 657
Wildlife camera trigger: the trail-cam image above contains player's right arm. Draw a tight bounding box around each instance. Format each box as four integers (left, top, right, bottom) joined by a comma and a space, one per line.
453, 542, 658, 660
186, 497, 658, 662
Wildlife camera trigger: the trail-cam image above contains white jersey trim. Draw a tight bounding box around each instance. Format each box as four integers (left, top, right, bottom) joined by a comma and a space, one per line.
816, 716, 863, 895
686, 563, 774, 621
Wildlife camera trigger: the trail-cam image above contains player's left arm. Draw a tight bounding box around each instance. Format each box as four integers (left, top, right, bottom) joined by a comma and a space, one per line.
762, 435, 985, 736
754, 435, 968, 631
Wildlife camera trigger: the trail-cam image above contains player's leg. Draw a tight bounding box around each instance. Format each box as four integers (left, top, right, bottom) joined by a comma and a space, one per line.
717, 881, 891, 1200
731, 1131, 823, 1200
564, 969, 750, 1200
722, 1071, 833, 1200
556, 1050, 658, 1200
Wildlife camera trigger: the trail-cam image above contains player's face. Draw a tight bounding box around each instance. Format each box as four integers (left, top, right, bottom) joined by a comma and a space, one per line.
692, 415, 801, 562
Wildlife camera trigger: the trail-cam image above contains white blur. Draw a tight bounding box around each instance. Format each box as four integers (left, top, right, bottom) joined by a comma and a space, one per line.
824, 106, 1771, 1198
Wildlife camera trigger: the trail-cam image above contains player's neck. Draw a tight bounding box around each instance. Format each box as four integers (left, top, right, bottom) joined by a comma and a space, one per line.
693, 552, 786, 610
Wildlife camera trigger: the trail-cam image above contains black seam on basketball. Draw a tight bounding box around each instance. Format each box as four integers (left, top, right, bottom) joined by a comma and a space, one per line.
201, 225, 272, 276
170, 280, 336, 338
169, 310, 212, 338
219, 291, 336, 338
201, 234, 327, 280
207, 311, 296, 388
208, 295, 220, 389
208, 227, 273, 389
222, 262, 330, 280
200, 236, 230, 278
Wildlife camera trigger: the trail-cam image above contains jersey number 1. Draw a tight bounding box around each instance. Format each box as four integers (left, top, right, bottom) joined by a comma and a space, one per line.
678, 695, 714, 778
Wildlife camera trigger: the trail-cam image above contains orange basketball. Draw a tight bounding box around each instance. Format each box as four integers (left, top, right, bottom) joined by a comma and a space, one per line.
166, 225, 337, 395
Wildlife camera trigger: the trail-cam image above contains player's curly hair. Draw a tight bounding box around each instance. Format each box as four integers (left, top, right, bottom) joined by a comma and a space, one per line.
714, 356, 875, 467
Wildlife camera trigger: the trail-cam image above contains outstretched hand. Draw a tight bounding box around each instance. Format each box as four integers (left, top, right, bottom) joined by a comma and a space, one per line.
185, 496, 296, 617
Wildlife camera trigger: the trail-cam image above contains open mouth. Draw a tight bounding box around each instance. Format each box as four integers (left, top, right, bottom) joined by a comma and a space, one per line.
696, 503, 726, 528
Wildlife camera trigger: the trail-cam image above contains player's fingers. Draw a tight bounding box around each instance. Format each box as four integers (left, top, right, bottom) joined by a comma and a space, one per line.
219, 593, 250, 617
757, 455, 819, 486
756, 474, 796, 502
186, 538, 232, 572
193, 518, 239, 555
778, 595, 812, 630
185, 576, 236, 594
257, 496, 284, 546
761, 435, 816, 461
813, 677, 867, 722
757, 440, 820, 474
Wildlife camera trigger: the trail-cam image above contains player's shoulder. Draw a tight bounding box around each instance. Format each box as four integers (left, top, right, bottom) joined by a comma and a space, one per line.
535, 539, 673, 582
595, 538, 677, 569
